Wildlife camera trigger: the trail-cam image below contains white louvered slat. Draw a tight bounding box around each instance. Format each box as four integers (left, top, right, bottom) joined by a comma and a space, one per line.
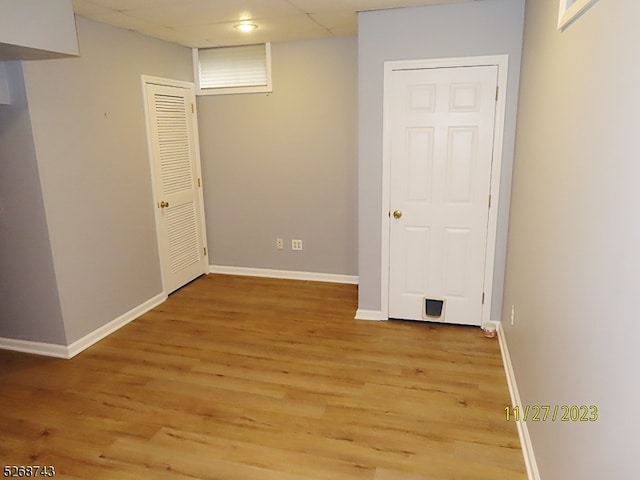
155, 93, 194, 195
166, 202, 200, 274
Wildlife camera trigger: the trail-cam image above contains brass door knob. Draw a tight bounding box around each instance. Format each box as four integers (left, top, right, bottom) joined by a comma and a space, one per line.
160, 201, 170, 208
393, 210, 402, 219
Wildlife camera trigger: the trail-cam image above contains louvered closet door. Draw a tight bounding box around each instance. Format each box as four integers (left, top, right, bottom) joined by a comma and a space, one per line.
145, 82, 208, 294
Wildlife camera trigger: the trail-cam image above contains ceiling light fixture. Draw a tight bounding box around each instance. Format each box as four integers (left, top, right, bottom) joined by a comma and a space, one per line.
234, 23, 258, 33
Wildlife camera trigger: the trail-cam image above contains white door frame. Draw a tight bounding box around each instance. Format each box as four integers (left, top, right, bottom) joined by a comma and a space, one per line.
141, 75, 209, 295
380, 55, 509, 327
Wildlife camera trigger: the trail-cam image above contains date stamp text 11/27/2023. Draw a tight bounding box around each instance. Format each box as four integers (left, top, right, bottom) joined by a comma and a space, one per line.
505, 405, 598, 422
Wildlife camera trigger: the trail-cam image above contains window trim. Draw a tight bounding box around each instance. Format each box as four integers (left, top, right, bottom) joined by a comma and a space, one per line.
558, 0, 599, 30
192, 43, 272, 96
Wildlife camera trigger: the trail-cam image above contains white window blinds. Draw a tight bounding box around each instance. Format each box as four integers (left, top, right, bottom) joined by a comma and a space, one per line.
194, 43, 272, 95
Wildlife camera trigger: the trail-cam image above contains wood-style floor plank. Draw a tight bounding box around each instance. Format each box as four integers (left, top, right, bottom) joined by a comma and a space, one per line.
0, 274, 525, 479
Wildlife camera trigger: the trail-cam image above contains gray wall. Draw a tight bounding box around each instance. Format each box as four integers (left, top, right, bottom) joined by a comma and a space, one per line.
19, 16, 193, 344
0, 61, 66, 344
503, 0, 639, 477
0, 0, 78, 59
357, 0, 525, 318
0, 63, 10, 103
197, 36, 358, 276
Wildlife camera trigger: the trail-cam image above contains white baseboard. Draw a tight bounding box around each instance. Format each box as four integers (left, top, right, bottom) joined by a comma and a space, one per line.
497, 322, 541, 480
0, 337, 70, 359
0, 292, 166, 359
482, 319, 500, 332
66, 292, 166, 358
210, 265, 358, 285
355, 309, 386, 321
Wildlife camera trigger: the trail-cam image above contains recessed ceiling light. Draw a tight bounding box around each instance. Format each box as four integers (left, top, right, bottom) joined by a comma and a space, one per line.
234, 23, 258, 33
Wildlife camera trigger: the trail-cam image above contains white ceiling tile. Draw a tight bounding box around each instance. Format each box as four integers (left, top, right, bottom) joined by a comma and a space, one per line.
289, 0, 465, 13
72, 0, 474, 48
81, 0, 190, 11
310, 12, 358, 36
79, 9, 160, 32
72, 0, 117, 17
122, 0, 302, 27
139, 27, 218, 48
184, 14, 331, 48
250, 15, 333, 43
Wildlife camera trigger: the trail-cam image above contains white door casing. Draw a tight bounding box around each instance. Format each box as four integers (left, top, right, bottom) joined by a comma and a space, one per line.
382, 56, 509, 327
143, 76, 208, 294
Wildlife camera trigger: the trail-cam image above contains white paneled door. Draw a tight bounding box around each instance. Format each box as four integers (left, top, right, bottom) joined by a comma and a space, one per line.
143, 78, 208, 294
387, 65, 498, 325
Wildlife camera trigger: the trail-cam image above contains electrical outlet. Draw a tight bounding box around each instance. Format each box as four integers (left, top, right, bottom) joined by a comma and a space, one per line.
292, 239, 303, 251
510, 305, 515, 326
276, 238, 284, 250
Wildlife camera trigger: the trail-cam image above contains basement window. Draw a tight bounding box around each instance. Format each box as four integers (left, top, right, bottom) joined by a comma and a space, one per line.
193, 43, 272, 96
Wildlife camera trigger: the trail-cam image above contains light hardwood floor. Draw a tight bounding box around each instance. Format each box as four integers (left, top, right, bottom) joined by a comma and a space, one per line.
0, 275, 525, 479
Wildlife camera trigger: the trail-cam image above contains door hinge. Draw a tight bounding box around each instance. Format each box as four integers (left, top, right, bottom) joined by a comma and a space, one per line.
204, 247, 207, 256
495, 86, 499, 101
198, 177, 201, 187
482, 292, 485, 304
191, 103, 195, 113
488, 194, 492, 208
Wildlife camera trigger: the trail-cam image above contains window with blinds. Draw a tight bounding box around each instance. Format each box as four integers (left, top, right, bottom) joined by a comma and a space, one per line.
193, 43, 272, 95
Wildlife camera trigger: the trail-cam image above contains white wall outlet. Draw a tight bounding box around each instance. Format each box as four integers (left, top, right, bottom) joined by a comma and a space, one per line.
292, 239, 303, 251
510, 305, 515, 326
276, 238, 284, 250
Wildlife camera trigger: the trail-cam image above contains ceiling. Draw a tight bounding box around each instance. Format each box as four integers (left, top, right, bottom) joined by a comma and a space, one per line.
71, 0, 476, 48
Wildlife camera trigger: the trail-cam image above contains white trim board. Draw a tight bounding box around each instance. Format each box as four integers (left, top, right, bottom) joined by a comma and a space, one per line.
0, 292, 166, 359
497, 322, 541, 480
0, 337, 69, 359
380, 55, 509, 325
355, 309, 386, 321
210, 265, 358, 285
